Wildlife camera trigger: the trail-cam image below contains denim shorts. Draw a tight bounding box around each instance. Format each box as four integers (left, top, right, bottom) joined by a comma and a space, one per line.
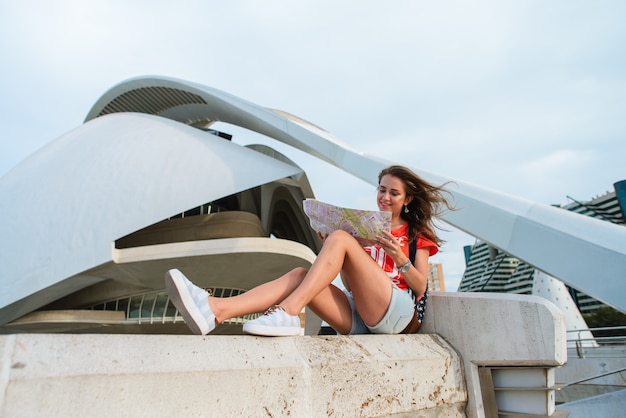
343, 284, 415, 335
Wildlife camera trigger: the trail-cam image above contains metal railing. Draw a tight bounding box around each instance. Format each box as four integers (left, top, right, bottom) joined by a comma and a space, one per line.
567, 326, 626, 359
557, 366, 626, 390
559, 327, 626, 405
87, 288, 260, 326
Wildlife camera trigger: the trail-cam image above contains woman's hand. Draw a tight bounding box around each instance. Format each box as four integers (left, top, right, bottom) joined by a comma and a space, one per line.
376, 231, 409, 266
317, 231, 329, 241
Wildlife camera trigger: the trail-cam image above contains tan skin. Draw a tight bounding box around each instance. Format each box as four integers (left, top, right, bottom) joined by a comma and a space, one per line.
207, 174, 431, 334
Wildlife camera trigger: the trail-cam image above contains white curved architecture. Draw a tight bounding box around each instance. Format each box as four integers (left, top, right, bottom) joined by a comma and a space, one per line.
87, 76, 626, 313
0, 111, 320, 329
1, 75, 624, 331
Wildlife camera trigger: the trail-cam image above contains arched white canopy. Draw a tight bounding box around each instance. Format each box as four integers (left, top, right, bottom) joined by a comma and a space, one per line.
0, 113, 312, 324
2, 75, 624, 325
86, 76, 626, 313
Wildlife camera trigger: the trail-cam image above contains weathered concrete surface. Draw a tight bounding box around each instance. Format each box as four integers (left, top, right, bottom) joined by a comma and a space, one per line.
0, 333, 466, 417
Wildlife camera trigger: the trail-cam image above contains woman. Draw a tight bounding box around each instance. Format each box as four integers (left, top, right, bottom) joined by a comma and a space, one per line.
164, 165, 452, 336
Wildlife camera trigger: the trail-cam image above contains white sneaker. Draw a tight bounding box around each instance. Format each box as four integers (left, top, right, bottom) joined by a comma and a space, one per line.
242, 305, 303, 336
164, 269, 216, 335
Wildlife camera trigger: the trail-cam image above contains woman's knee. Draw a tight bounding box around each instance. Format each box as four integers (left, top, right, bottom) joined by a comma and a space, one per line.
275, 267, 307, 290
327, 229, 352, 239
324, 230, 357, 247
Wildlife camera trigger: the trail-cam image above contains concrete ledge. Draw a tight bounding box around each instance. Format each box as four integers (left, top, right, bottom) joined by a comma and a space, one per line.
422, 292, 567, 366
0, 333, 466, 417
422, 292, 567, 418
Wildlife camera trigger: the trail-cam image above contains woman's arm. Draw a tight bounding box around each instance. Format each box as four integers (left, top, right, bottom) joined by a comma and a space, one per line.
377, 231, 429, 296
400, 247, 429, 296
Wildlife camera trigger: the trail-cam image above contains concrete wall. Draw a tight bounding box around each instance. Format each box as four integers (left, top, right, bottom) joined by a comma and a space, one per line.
421, 292, 567, 418
0, 292, 567, 417
0, 333, 466, 417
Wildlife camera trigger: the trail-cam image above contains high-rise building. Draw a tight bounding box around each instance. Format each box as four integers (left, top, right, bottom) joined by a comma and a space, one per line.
562, 181, 626, 225
428, 263, 445, 292
458, 182, 626, 314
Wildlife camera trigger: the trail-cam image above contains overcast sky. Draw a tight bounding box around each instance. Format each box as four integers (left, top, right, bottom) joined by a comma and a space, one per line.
1, 1, 625, 290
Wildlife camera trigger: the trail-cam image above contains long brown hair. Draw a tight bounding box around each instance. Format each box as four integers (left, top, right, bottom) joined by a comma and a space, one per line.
378, 165, 453, 246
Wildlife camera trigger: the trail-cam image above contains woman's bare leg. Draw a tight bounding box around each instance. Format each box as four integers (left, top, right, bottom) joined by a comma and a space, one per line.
306, 284, 353, 334
209, 264, 355, 334
208, 230, 393, 332
279, 230, 393, 327
209, 267, 307, 323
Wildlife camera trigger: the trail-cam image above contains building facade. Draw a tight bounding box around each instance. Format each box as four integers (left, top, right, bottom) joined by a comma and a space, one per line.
428, 263, 446, 292
458, 182, 626, 314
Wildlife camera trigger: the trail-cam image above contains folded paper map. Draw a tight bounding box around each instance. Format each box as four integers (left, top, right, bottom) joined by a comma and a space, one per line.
303, 199, 391, 246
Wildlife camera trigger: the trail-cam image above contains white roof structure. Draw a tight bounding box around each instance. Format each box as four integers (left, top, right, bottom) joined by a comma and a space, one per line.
1, 75, 624, 331
0, 104, 320, 329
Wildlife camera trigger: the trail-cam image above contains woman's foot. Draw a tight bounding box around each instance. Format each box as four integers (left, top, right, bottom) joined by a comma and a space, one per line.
164, 269, 216, 335
242, 305, 303, 336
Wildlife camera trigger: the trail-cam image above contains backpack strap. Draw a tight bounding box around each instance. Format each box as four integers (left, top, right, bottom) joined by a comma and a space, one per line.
409, 233, 417, 264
